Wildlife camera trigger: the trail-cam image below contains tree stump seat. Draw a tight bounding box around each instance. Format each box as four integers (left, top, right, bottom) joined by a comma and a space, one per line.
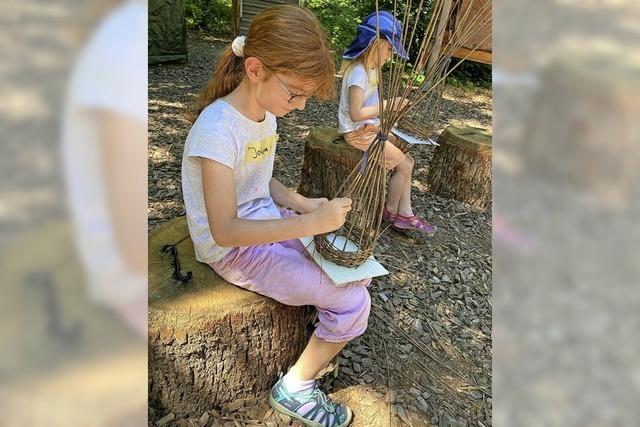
427, 125, 492, 210
298, 128, 366, 199
148, 216, 312, 418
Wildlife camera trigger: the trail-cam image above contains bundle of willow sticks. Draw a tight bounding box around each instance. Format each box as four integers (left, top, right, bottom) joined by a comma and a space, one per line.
315, 0, 492, 268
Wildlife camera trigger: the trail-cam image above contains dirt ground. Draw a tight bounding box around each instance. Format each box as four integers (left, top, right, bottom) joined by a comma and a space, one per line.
149, 32, 492, 427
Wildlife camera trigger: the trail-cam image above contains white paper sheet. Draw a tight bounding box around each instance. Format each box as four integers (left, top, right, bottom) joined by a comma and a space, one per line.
299, 234, 389, 286
392, 127, 439, 146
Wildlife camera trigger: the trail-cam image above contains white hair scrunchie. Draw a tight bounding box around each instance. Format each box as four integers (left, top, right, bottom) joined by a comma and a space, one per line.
231, 36, 246, 57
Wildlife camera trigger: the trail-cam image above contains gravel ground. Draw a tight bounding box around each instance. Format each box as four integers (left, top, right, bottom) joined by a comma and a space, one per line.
149, 32, 492, 427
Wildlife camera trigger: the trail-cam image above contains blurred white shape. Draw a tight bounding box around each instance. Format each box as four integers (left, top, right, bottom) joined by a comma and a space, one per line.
62, 0, 148, 328
1, 0, 148, 425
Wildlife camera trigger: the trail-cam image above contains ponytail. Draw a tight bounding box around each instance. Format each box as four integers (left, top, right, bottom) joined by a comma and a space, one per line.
187, 5, 336, 123
186, 47, 244, 123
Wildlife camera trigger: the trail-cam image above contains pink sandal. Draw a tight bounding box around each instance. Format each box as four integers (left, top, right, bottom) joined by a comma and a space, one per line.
392, 213, 438, 235
382, 206, 397, 224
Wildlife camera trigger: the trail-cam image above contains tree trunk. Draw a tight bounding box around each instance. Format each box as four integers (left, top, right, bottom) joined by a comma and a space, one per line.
522, 57, 640, 208
148, 217, 313, 418
298, 128, 365, 199
428, 125, 492, 210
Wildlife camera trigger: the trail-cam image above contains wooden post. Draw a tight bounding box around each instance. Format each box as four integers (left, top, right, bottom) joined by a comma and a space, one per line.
148, 217, 313, 417
231, 0, 240, 36
420, 0, 453, 75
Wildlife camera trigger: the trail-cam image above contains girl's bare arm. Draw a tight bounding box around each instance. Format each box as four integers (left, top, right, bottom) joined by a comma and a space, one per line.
348, 86, 409, 122
269, 178, 328, 214
348, 86, 379, 122
202, 158, 351, 247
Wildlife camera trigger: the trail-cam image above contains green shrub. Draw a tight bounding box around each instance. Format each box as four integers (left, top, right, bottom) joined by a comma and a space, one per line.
185, 0, 233, 36
447, 60, 492, 89
306, 0, 433, 61
185, 0, 490, 88
306, 0, 490, 89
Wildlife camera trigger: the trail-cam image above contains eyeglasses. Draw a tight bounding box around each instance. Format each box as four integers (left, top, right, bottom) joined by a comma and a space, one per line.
265, 67, 308, 104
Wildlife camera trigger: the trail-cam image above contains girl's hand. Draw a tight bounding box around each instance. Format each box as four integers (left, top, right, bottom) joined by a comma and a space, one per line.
295, 196, 329, 214
307, 197, 352, 235
289, 192, 329, 214
383, 97, 411, 111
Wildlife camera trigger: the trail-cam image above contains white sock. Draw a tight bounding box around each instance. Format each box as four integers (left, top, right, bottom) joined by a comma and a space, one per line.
282, 369, 315, 393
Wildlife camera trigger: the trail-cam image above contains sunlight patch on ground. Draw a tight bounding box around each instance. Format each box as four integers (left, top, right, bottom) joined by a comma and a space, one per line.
413, 179, 429, 193
149, 99, 186, 109
0, 86, 50, 122
331, 384, 431, 427
449, 118, 492, 129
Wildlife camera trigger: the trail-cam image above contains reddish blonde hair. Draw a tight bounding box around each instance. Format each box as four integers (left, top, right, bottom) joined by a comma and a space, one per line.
188, 5, 336, 122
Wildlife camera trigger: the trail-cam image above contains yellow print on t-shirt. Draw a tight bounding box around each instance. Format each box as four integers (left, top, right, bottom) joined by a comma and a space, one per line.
368, 69, 378, 90
244, 134, 278, 164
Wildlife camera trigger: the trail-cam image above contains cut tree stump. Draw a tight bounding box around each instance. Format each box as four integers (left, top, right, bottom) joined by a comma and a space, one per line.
522, 55, 640, 208
427, 125, 492, 210
298, 128, 365, 199
148, 217, 313, 418
1, 221, 146, 426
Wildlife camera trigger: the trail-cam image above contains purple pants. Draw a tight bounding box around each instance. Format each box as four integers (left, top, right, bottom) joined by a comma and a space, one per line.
209, 210, 372, 343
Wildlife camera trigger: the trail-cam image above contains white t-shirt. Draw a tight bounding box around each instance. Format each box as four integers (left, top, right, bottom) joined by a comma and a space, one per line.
338, 63, 381, 133
182, 99, 281, 263
62, 0, 147, 306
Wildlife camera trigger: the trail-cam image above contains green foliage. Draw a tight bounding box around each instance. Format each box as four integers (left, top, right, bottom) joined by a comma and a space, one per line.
184, 0, 491, 88
305, 0, 363, 57
306, 0, 434, 62
185, 0, 233, 36
402, 70, 426, 87
307, 0, 491, 88
447, 60, 492, 90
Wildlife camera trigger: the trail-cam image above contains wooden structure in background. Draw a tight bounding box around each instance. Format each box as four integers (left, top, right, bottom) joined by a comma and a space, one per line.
232, 0, 301, 36
421, 0, 492, 67
149, 0, 188, 64
449, 0, 492, 64
232, 0, 491, 63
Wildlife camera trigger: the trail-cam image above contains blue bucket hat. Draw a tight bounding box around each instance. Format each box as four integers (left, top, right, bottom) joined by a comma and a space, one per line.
343, 11, 409, 61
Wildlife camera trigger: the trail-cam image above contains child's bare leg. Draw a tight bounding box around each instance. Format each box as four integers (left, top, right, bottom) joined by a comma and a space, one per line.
290, 334, 348, 381
386, 171, 405, 212
386, 155, 413, 213
389, 153, 437, 234
397, 154, 415, 217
